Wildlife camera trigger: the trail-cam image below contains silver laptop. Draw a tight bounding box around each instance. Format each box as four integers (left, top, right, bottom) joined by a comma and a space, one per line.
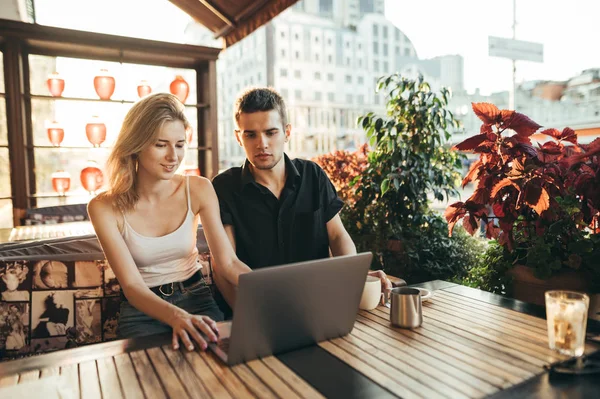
206, 252, 373, 365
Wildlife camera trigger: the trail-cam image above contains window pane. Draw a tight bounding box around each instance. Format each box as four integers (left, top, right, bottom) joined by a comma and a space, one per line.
0, 147, 11, 197
0, 199, 12, 229
0, 51, 4, 93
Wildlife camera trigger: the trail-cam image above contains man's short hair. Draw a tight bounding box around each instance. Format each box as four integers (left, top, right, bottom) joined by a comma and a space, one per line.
234, 87, 288, 128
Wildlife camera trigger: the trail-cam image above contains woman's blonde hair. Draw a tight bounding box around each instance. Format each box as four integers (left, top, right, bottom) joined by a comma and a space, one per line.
99, 93, 190, 211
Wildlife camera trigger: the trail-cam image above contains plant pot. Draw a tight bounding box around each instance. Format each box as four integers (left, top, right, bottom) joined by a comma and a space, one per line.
94, 69, 116, 100
507, 264, 591, 306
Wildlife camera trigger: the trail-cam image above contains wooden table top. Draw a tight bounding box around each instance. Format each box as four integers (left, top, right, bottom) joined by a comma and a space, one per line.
0, 280, 598, 399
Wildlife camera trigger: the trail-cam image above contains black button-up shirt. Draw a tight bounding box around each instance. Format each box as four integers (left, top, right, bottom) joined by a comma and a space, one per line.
212, 154, 343, 269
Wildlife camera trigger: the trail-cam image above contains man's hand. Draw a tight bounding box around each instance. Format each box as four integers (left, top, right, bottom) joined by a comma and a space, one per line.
368, 270, 393, 305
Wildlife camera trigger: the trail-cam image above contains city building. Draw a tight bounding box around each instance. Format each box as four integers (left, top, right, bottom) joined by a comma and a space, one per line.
216, 0, 465, 169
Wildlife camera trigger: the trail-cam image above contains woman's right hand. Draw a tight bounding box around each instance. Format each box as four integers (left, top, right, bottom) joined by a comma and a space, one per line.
168, 309, 219, 351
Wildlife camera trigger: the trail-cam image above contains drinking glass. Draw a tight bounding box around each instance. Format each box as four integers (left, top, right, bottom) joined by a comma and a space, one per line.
545, 290, 589, 357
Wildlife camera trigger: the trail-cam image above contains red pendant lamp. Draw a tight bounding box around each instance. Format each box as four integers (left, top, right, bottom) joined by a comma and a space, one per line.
94, 69, 116, 100
169, 75, 189, 103
85, 116, 107, 147
137, 80, 152, 98
80, 162, 104, 195
46, 72, 65, 97
46, 121, 64, 147
51, 171, 71, 196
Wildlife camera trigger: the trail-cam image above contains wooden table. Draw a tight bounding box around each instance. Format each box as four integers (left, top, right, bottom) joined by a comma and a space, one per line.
1, 281, 598, 398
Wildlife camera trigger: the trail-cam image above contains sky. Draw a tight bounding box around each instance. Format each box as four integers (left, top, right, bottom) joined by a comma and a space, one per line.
33, 0, 600, 96
385, 0, 600, 94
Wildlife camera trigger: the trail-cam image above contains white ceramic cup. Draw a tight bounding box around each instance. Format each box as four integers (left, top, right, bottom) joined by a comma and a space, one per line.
359, 275, 381, 310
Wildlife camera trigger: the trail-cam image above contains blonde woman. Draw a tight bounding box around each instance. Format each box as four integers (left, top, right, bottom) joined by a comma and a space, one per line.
89, 93, 251, 351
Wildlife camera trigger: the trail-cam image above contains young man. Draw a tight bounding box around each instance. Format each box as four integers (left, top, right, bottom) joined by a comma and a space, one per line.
212, 87, 392, 312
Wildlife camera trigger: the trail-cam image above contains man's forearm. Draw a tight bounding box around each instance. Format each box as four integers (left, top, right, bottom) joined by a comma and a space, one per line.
330, 233, 357, 256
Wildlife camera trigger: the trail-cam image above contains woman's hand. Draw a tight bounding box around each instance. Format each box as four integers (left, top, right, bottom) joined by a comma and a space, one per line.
368, 270, 393, 305
168, 309, 219, 351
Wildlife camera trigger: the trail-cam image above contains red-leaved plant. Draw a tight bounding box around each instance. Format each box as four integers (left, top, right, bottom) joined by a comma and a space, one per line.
445, 103, 600, 279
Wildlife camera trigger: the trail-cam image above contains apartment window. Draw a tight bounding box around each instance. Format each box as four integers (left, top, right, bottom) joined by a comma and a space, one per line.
383, 26, 388, 39
295, 33, 299, 40
294, 70, 301, 78
346, 41, 350, 49
327, 38, 332, 45
345, 75, 352, 83
373, 42, 379, 55
373, 24, 378, 35
358, 76, 364, 84
295, 51, 300, 60
295, 90, 302, 100
383, 61, 389, 71
281, 88, 289, 99
383, 44, 388, 56
257, 72, 262, 81
374, 95, 380, 105
315, 36, 319, 43
315, 71, 321, 80
328, 54, 333, 64
396, 46, 400, 55
280, 68, 288, 77
327, 73, 334, 81
346, 57, 351, 66
315, 53, 320, 62
328, 92, 335, 102
358, 95, 365, 104
249, 77, 254, 85
320, 0, 333, 13
396, 30, 401, 41
374, 60, 379, 71
358, 43, 362, 50
404, 48, 411, 56
346, 94, 353, 104
358, 59, 362, 67
315, 92, 322, 101
281, 31, 286, 38
281, 49, 286, 57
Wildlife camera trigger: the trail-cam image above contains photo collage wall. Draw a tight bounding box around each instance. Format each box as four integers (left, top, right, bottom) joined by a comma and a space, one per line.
0, 259, 121, 360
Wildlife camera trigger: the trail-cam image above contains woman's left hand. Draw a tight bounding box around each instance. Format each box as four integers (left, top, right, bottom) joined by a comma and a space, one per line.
367, 270, 393, 305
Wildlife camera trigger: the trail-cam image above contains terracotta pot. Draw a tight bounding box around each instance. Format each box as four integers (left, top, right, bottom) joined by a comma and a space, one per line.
137, 80, 152, 98
94, 69, 116, 100
169, 75, 189, 103
80, 163, 104, 194
508, 264, 591, 306
51, 171, 71, 195
186, 128, 193, 145
183, 166, 200, 176
46, 73, 65, 97
85, 116, 107, 147
46, 121, 64, 146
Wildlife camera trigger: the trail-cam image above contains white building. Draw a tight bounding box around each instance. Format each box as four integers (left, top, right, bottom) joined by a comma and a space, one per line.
216, 0, 465, 169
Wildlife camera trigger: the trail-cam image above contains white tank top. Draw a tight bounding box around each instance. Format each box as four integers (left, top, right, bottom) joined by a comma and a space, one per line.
121, 176, 201, 287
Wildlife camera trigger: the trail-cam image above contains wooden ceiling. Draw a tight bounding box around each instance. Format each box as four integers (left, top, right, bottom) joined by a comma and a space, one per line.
169, 0, 299, 47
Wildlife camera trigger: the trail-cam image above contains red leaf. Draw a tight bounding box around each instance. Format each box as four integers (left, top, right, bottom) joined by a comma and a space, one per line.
524, 181, 550, 215
485, 222, 501, 239
505, 112, 542, 137
560, 127, 577, 144
453, 134, 489, 152
472, 103, 500, 124
481, 124, 493, 135
463, 214, 479, 236
499, 109, 515, 125
492, 202, 505, 218
491, 178, 515, 198
469, 188, 489, 204
540, 128, 561, 139
461, 160, 482, 187
445, 202, 466, 235
538, 141, 563, 163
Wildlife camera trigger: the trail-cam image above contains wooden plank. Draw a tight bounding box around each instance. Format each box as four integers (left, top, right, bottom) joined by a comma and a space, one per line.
18, 369, 40, 383
113, 353, 145, 399
435, 291, 547, 330
182, 351, 233, 399
161, 345, 210, 398
357, 312, 507, 388
319, 340, 422, 399
343, 333, 470, 399
230, 363, 277, 399
420, 316, 545, 371
262, 356, 326, 399
145, 347, 190, 398
0, 374, 19, 387
440, 290, 549, 326
426, 300, 550, 342
60, 363, 80, 399
415, 305, 565, 363
368, 308, 535, 381
246, 359, 302, 399
129, 349, 168, 399
200, 351, 254, 398
97, 357, 124, 399
79, 360, 102, 399
351, 323, 490, 398
40, 367, 61, 378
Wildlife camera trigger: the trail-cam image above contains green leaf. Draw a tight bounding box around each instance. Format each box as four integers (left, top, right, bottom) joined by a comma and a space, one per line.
381, 179, 390, 196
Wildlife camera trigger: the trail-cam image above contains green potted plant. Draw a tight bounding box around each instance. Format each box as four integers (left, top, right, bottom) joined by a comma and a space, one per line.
446, 102, 600, 304
315, 73, 482, 283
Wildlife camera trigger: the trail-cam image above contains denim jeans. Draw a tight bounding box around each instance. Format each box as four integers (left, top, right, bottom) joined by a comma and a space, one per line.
117, 279, 224, 339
